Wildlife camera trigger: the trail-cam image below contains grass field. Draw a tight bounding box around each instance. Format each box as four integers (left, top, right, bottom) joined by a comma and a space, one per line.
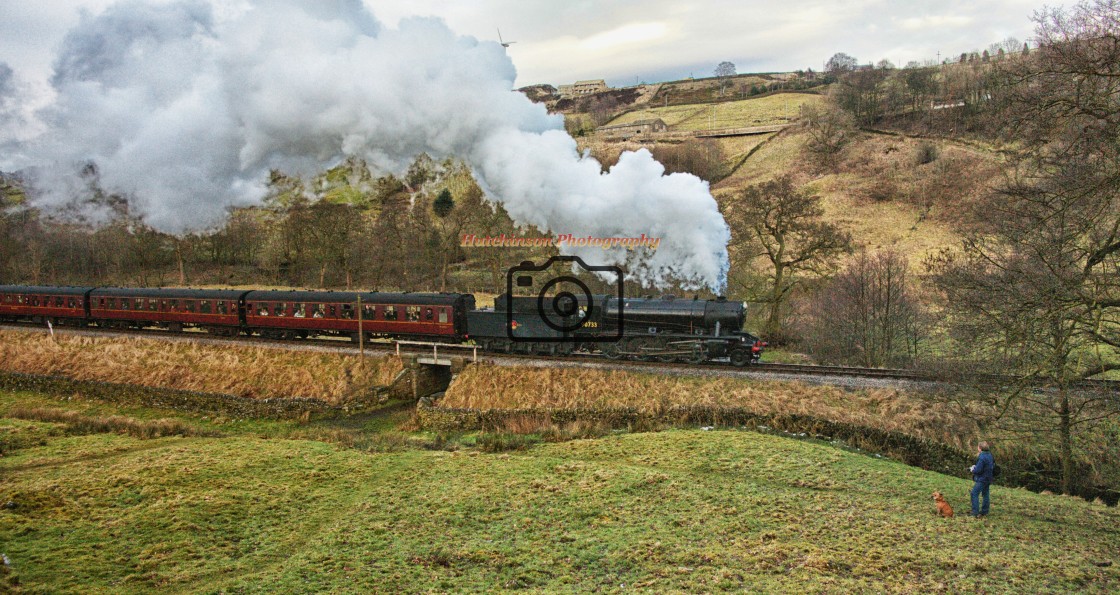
607, 93, 824, 131
0, 330, 402, 402
1, 388, 1116, 593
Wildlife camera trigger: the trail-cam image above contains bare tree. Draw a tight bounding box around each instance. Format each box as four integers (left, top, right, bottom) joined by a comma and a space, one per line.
801, 250, 927, 367
831, 67, 891, 126
801, 103, 854, 170
728, 175, 852, 341
714, 61, 736, 95
930, 0, 1120, 494
824, 52, 858, 80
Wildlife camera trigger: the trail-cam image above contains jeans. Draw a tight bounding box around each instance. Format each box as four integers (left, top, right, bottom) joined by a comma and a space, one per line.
970, 480, 991, 516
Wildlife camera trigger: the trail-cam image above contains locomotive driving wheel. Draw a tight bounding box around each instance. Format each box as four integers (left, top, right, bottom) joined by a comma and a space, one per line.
729, 348, 751, 367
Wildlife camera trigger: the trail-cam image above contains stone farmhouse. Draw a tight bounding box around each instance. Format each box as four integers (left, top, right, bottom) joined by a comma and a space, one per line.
557, 79, 610, 98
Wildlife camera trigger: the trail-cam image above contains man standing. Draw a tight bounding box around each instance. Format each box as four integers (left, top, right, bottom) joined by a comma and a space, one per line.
969, 441, 995, 517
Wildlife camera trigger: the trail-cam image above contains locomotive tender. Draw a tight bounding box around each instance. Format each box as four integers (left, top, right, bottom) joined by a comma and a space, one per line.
0, 284, 763, 366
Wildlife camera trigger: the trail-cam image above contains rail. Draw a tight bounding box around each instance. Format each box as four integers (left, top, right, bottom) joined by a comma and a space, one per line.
394, 340, 479, 363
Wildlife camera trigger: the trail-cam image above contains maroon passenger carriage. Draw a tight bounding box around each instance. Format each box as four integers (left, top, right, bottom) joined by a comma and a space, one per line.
88, 288, 249, 335
0, 285, 93, 325
242, 290, 475, 342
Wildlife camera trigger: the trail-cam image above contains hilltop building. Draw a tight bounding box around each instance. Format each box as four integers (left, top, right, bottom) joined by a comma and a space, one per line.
557, 79, 609, 98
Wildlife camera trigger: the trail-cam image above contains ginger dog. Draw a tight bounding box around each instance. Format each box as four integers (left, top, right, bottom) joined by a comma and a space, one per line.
932, 491, 954, 518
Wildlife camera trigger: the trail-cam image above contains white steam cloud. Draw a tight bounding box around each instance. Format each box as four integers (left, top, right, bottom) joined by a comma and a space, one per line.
2, 0, 730, 290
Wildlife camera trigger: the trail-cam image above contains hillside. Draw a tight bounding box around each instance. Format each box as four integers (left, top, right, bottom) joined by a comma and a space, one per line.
579, 90, 984, 266
1, 388, 1116, 593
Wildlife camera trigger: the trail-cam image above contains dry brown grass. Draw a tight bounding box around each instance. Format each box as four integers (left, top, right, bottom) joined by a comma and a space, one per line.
0, 330, 402, 403
440, 364, 976, 449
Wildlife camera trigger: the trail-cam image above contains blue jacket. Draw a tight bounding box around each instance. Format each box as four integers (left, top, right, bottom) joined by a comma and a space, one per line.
972, 450, 995, 483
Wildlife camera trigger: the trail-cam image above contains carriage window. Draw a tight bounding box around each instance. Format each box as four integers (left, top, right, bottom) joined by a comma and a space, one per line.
406, 306, 421, 322
135, 298, 144, 310
183, 301, 194, 312
312, 304, 325, 318
31, 296, 40, 306
256, 304, 269, 316
55, 297, 65, 307
68, 298, 77, 308
16, 295, 24, 304
120, 298, 130, 310
425, 307, 433, 321
274, 303, 286, 316
217, 301, 227, 315
362, 304, 375, 319
383, 306, 396, 320
439, 309, 448, 323
200, 300, 211, 314
149, 299, 159, 311
169, 299, 178, 311
294, 303, 305, 318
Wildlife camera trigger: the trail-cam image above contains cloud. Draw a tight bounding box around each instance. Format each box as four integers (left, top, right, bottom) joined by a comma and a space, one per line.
898, 15, 974, 31
579, 22, 670, 51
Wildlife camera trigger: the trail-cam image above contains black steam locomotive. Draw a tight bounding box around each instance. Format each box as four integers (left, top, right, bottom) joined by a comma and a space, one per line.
466, 293, 764, 365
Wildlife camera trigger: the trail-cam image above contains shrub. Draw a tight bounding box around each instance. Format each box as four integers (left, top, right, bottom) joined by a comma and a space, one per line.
476, 432, 539, 453
915, 141, 939, 165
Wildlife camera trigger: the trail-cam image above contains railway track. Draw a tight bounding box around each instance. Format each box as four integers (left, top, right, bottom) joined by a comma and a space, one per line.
3, 321, 1118, 392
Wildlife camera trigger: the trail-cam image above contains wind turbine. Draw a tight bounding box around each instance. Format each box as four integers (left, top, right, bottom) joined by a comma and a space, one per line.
497, 28, 516, 48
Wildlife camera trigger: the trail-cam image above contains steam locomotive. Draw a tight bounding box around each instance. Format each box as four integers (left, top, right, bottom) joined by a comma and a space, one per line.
0, 284, 764, 365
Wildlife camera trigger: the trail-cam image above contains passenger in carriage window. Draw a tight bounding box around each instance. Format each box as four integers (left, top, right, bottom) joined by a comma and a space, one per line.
294, 303, 306, 318
313, 304, 325, 318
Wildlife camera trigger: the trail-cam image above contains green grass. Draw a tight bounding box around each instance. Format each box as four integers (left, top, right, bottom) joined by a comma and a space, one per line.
1, 390, 1117, 593
607, 93, 823, 131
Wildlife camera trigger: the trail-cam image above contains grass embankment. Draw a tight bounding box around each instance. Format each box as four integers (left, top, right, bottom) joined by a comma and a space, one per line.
441, 364, 973, 449
0, 330, 402, 403
607, 93, 823, 131
1, 387, 1116, 593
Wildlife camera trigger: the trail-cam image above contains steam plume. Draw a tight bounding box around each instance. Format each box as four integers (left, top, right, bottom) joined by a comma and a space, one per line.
3, 0, 730, 290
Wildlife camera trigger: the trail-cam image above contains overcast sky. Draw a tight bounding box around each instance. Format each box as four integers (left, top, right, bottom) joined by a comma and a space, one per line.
0, 0, 1051, 92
